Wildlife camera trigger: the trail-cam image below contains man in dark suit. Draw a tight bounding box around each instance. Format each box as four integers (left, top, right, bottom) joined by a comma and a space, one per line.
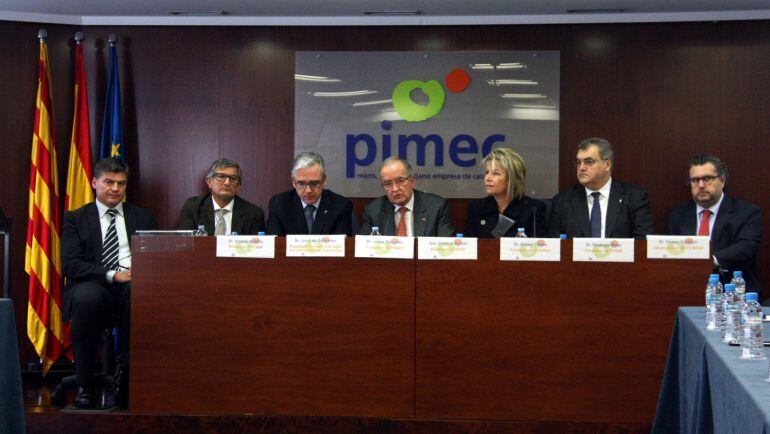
664, 154, 762, 295
267, 152, 353, 236
178, 159, 265, 235
62, 158, 157, 408
360, 157, 454, 237
547, 137, 654, 239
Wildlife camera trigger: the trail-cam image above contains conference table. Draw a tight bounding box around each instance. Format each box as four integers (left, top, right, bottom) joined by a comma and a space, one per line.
130, 237, 708, 424
652, 307, 770, 433
1, 299, 25, 434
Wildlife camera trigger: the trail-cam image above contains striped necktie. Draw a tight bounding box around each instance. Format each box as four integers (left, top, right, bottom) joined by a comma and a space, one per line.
215, 208, 229, 236
102, 209, 120, 270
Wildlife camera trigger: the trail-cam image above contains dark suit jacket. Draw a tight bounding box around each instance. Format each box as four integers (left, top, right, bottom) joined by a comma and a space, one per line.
177, 194, 265, 235
61, 201, 157, 320
266, 188, 354, 236
359, 189, 454, 236
466, 195, 547, 238
547, 180, 654, 239
664, 195, 762, 295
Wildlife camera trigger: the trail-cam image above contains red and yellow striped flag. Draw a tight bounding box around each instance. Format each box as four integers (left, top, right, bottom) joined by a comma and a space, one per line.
25, 32, 67, 375
65, 34, 94, 211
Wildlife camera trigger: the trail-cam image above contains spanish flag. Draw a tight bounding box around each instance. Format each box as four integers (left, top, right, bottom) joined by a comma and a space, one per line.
65, 32, 94, 211
25, 30, 66, 375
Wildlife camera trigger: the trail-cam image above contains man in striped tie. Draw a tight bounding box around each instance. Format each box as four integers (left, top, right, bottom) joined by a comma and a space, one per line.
62, 157, 157, 408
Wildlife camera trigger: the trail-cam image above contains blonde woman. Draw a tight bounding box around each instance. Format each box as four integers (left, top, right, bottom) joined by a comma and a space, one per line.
465, 148, 546, 238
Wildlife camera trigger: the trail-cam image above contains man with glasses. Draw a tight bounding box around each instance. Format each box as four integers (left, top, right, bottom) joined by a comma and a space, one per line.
665, 154, 761, 295
547, 137, 654, 239
178, 158, 265, 235
266, 152, 354, 236
62, 157, 157, 408
360, 157, 454, 237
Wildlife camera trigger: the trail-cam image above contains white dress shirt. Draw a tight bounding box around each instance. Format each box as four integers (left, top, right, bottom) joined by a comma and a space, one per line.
584, 177, 612, 238
95, 200, 130, 283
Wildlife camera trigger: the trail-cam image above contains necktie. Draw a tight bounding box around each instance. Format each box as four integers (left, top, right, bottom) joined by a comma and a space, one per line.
102, 209, 120, 270
215, 209, 229, 235
698, 209, 711, 237
590, 192, 602, 238
305, 205, 316, 234
397, 207, 408, 237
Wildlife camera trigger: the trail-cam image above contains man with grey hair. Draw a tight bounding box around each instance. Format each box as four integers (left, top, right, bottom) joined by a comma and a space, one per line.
266, 152, 354, 236
178, 158, 265, 235
360, 157, 454, 236
665, 154, 762, 296
547, 137, 653, 239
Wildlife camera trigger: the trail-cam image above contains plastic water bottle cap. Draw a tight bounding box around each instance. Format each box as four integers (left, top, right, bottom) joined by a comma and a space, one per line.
456, 233, 463, 238
734, 271, 743, 278
745, 293, 759, 301
517, 227, 525, 232
231, 232, 239, 235
559, 234, 567, 239
709, 274, 719, 279
724, 284, 735, 292
258, 231, 265, 236
372, 227, 379, 230
709, 277, 719, 284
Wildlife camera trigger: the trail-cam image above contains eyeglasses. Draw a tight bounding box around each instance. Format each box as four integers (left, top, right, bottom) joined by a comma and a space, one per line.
295, 180, 323, 190
574, 158, 606, 168
689, 175, 719, 186
211, 173, 240, 184
381, 177, 411, 190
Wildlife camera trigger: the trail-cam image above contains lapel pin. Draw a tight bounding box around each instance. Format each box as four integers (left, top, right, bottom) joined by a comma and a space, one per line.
480, 219, 486, 225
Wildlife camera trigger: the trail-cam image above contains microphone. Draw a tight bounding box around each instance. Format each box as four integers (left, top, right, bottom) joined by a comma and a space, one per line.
532, 207, 537, 238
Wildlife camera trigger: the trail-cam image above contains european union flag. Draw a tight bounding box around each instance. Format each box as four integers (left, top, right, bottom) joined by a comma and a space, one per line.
100, 36, 124, 161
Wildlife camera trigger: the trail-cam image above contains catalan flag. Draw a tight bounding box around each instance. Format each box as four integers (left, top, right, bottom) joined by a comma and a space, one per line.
25, 30, 66, 375
100, 35, 124, 161
65, 33, 94, 211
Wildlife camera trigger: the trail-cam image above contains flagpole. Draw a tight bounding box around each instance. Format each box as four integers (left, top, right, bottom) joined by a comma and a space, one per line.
108, 33, 117, 46
74, 31, 84, 44
37, 28, 47, 41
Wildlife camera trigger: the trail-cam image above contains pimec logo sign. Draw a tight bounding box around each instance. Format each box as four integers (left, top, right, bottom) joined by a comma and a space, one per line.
295, 51, 560, 199
346, 68, 505, 178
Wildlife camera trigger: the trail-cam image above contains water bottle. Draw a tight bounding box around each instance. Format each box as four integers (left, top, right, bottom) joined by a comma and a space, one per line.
370, 226, 381, 236
194, 224, 208, 236
515, 228, 527, 238
722, 284, 740, 344
714, 278, 725, 333
732, 271, 746, 305
740, 292, 766, 360
705, 277, 719, 331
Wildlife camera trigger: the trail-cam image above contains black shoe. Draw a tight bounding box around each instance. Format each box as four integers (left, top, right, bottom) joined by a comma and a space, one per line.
74, 387, 94, 408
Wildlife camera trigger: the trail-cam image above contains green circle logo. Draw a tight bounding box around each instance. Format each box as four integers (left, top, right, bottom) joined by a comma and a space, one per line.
667, 242, 686, 256
592, 244, 612, 258
392, 80, 445, 122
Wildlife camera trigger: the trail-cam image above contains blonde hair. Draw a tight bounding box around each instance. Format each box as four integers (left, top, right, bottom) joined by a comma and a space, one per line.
482, 148, 526, 201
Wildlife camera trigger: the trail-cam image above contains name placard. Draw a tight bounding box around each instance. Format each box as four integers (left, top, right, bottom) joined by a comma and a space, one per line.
355, 235, 414, 259
573, 238, 634, 262
646, 235, 710, 259
500, 238, 561, 261
216, 235, 276, 258
417, 237, 477, 260
286, 234, 346, 257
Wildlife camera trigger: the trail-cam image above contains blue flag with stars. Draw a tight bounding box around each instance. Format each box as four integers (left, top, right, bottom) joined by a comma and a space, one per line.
100, 40, 124, 161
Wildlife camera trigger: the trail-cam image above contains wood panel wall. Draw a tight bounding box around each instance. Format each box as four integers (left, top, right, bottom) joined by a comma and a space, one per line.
1, 19, 769, 368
